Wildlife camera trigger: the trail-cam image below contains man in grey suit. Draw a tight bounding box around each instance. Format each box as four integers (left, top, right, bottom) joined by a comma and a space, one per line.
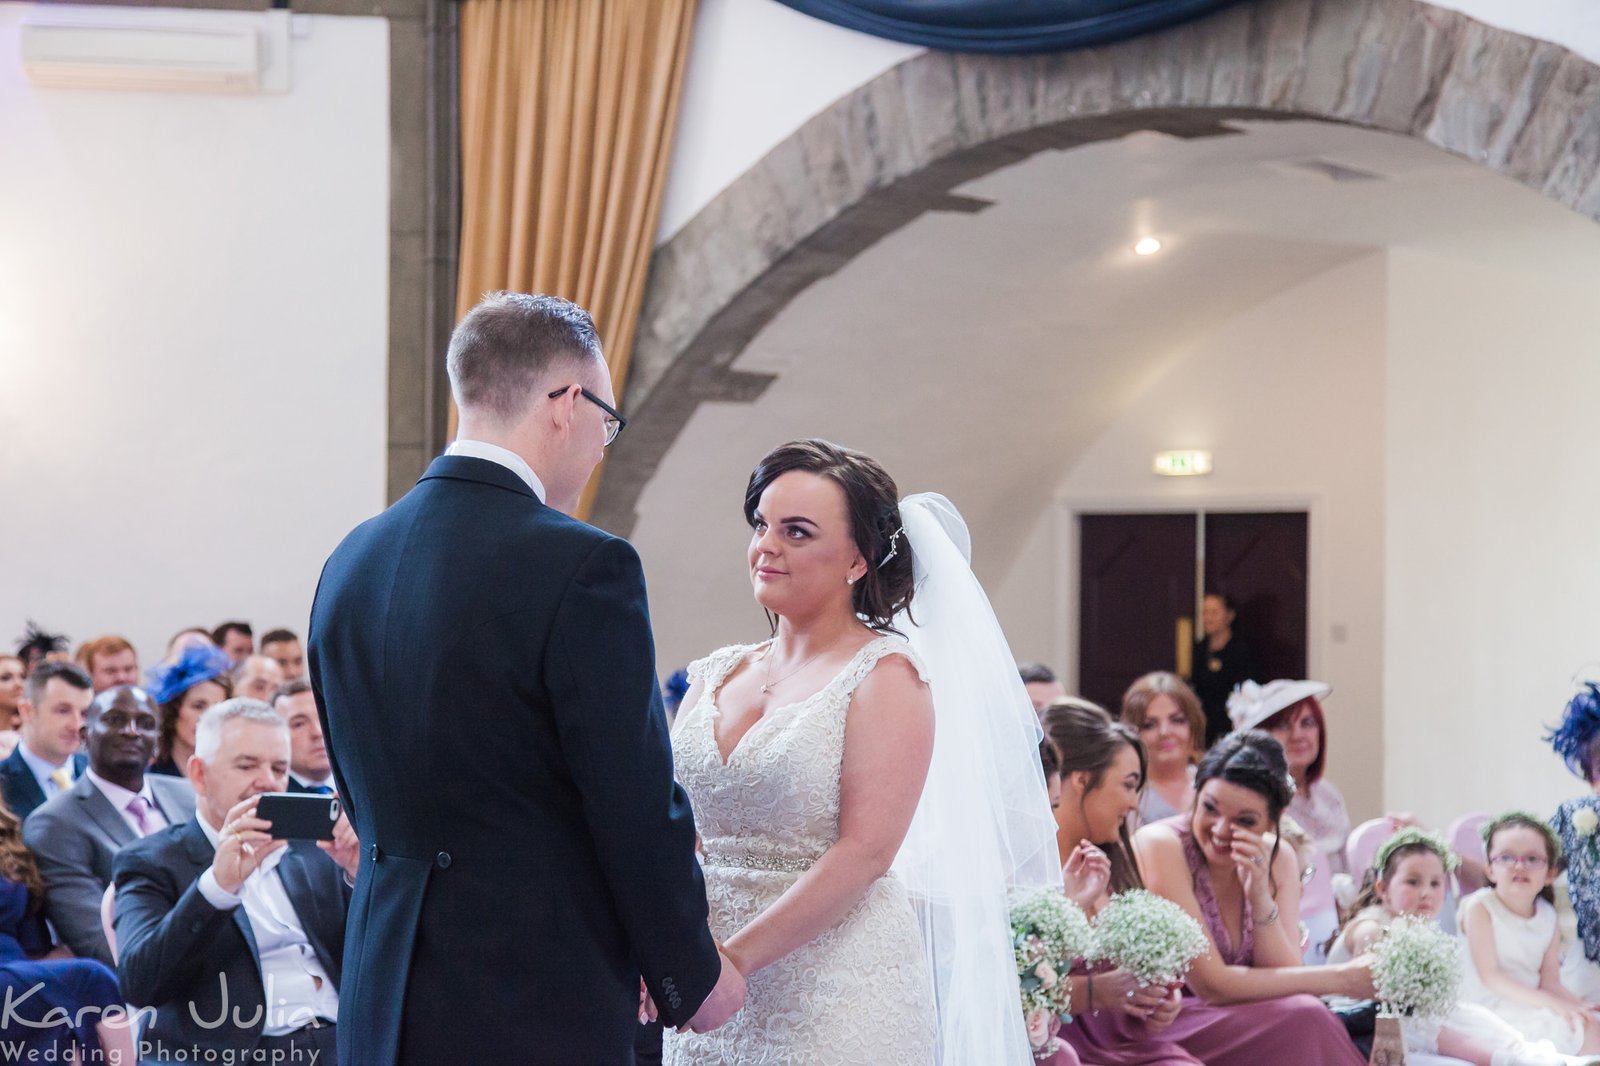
24, 685, 194, 965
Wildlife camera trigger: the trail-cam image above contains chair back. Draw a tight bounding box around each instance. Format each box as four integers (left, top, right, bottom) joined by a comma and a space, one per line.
1346, 817, 1399, 876
1448, 812, 1491, 868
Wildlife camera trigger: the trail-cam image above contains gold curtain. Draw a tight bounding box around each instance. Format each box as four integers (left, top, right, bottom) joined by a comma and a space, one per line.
455, 0, 697, 518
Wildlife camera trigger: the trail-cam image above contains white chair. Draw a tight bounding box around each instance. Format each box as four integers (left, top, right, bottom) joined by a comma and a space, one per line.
1346, 817, 1399, 876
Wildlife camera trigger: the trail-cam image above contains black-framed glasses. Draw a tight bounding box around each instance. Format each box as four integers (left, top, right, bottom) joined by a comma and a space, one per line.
548, 385, 627, 446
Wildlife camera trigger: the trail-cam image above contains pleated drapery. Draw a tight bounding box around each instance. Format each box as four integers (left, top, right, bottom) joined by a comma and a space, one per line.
455, 0, 696, 518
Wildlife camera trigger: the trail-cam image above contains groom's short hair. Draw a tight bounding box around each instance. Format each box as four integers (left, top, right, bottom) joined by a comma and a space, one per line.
447, 292, 603, 423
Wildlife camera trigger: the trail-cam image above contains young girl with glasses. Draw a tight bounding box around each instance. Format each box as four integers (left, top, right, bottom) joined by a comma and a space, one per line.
1460, 813, 1600, 1056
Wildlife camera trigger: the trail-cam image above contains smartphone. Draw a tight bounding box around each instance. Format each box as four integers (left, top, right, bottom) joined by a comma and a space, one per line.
255, 792, 340, 841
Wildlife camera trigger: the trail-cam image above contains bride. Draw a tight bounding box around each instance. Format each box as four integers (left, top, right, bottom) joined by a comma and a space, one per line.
662, 439, 1061, 1066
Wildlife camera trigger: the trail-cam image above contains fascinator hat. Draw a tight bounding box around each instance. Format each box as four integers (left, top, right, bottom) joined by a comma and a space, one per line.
1227, 678, 1331, 733
147, 644, 233, 706
1546, 682, 1600, 783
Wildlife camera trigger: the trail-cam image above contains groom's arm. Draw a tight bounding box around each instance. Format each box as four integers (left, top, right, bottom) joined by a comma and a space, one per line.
547, 534, 722, 1027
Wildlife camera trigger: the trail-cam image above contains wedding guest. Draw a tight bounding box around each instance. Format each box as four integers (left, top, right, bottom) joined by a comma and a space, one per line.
1133, 731, 1371, 1066
114, 699, 357, 1064
272, 681, 334, 793
1122, 673, 1202, 826
25, 686, 195, 965
212, 621, 255, 666
75, 635, 140, 693
147, 645, 234, 777
663, 668, 691, 721
1188, 593, 1260, 745
162, 626, 215, 664
1548, 682, 1600, 1003
0, 655, 25, 756
1021, 662, 1067, 714
0, 792, 134, 1064
1460, 812, 1600, 1055
260, 628, 306, 681
0, 661, 91, 821
15, 622, 70, 672
234, 654, 286, 703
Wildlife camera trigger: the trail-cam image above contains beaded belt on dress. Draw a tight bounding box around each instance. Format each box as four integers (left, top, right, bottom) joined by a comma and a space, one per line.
701, 845, 816, 873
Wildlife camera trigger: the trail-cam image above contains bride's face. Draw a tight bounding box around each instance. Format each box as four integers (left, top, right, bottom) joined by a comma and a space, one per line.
748, 471, 867, 618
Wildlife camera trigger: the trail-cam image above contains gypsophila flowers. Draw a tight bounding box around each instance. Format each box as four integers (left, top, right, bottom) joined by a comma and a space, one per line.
1371, 914, 1461, 1020
1088, 889, 1210, 987
1009, 887, 1093, 1056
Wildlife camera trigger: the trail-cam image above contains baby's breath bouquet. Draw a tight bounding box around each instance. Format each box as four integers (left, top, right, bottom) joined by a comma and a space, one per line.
1088, 889, 1211, 986
1371, 914, 1461, 1020
1009, 887, 1093, 1058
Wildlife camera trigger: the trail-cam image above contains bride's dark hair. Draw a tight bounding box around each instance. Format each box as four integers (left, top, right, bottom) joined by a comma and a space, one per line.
745, 439, 915, 634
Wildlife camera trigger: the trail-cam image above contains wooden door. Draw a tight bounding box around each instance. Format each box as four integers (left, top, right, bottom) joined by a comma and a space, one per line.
1077, 513, 1196, 713
1203, 511, 1309, 683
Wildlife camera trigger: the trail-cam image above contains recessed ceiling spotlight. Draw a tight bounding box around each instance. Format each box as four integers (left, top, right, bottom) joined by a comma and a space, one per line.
1134, 237, 1162, 256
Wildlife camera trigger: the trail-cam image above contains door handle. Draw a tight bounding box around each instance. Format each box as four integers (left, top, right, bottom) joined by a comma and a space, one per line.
1176, 617, 1193, 677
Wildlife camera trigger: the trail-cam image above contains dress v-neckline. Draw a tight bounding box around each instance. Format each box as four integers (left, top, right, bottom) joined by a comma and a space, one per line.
707, 638, 884, 767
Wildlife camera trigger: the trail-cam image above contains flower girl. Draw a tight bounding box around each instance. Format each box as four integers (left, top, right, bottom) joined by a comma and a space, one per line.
1458, 814, 1600, 1059
1329, 827, 1598, 1066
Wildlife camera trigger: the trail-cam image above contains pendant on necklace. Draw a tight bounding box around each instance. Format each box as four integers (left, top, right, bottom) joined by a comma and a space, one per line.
760, 683, 772, 694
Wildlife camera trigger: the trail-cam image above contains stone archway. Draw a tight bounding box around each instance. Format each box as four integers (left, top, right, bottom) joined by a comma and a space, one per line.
591, 0, 1600, 533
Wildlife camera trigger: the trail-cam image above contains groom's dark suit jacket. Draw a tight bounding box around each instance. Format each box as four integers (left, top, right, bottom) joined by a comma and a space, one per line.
307, 454, 719, 1066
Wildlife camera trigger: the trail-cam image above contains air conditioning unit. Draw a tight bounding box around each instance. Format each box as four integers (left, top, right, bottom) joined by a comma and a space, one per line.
20, 7, 291, 94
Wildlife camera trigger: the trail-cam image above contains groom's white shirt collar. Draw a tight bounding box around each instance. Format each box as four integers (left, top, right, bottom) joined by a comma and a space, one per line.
446, 439, 546, 502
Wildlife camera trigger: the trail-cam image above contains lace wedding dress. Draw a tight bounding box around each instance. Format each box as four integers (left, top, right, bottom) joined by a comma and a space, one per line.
661, 636, 938, 1066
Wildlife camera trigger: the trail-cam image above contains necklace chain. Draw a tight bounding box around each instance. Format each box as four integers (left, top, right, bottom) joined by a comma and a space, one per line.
760, 638, 839, 695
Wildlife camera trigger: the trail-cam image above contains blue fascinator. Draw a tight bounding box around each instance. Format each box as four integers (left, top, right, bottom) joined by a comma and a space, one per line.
1546, 681, 1600, 780
663, 669, 690, 711
147, 644, 233, 706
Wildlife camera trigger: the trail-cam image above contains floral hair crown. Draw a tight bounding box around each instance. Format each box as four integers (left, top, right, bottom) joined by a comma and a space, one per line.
1481, 810, 1563, 867
1374, 827, 1459, 875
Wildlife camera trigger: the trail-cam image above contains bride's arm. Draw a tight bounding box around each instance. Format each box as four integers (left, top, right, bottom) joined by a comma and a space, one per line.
721, 656, 934, 977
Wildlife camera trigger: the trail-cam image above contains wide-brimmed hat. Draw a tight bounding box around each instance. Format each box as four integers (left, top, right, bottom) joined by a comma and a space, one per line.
1227, 678, 1331, 733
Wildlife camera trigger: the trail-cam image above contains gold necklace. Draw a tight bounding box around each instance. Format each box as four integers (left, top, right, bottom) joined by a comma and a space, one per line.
759, 638, 839, 695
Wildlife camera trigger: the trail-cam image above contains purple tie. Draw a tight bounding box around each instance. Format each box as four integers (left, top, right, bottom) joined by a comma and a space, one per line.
126, 796, 152, 836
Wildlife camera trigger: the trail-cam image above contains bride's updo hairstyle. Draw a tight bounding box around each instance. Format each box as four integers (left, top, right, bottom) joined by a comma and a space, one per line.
1193, 729, 1296, 892
744, 439, 915, 633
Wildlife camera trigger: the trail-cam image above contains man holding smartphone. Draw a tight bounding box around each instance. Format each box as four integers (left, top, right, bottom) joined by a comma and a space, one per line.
113, 698, 361, 1064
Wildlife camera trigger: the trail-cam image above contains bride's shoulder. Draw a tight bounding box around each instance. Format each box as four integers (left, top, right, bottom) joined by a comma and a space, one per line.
847, 635, 932, 692
687, 641, 767, 687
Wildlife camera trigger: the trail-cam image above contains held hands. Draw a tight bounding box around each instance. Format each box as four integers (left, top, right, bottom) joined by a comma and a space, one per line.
683, 948, 747, 1033
1094, 968, 1171, 1021
317, 813, 361, 882
212, 796, 289, 895
1062, 843, 1112, 910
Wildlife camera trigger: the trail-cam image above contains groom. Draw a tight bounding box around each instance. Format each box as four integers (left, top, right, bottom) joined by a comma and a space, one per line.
308, 292, 742, 1064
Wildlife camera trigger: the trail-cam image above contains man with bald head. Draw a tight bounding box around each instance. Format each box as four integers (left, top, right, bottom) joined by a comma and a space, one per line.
234, 654, 285, 703
25, 685, 195, 965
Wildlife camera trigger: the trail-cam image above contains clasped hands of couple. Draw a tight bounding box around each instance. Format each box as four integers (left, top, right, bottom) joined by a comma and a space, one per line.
639, 945, 748, 1034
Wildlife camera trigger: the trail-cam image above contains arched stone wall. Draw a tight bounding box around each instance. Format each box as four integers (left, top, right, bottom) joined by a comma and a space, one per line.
593, 0, 1600, 532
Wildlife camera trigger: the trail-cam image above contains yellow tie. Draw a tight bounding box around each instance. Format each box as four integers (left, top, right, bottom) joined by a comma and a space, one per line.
49, 767, 71, 794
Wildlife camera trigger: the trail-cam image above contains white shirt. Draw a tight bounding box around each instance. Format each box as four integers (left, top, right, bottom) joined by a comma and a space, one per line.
85, 769, 170, 837
17, 741, 74, 799
194, 814, 340, 1034
445, 439, 546, 501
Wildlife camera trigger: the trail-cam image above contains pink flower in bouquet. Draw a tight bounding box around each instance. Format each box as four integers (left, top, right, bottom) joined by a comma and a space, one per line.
1026, 1008, 1054, 1050
1034, 961, 1058, 991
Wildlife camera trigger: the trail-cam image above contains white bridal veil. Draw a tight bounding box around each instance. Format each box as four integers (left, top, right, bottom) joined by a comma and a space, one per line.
890, 493, 1065, 1064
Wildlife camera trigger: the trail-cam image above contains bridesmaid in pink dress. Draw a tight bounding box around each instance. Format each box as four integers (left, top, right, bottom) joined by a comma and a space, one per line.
1131, 730, 1372, 1066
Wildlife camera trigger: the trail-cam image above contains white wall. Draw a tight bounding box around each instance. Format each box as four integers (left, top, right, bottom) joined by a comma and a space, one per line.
0, 4, 389, 665
1384, 248, 1600, 827
990, 254, 1389, 820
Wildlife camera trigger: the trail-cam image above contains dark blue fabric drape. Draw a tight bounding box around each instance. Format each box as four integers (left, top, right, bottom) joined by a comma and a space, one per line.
772, 0, 1247, 54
